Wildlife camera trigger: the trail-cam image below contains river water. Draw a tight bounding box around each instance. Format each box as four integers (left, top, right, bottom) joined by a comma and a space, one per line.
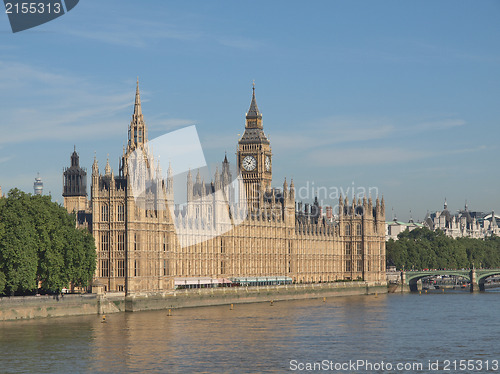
1, 290, 499, 373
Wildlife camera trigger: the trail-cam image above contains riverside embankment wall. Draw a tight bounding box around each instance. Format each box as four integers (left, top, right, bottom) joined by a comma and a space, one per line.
0, 281, 387, 321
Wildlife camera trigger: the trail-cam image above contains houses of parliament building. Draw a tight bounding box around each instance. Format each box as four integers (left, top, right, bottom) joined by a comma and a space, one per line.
62, 81, 386, 293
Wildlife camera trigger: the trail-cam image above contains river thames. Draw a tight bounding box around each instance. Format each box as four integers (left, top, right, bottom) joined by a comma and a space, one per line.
1, 291, 499, 373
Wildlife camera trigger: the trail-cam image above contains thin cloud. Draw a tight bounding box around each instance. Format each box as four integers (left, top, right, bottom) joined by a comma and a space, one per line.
308, 145, 487, 167
149, 118, 198, 131
217, 36, 265, 50
52, 6, 263, 51
270, 114, 467, 154
0, 60, 133, 144
270, 116, 395, 152
309, 147, 428, 166
57, 15, 201, 48
0, 60, 198, 145
412, 118, 466, 131
0, 156, 13, 164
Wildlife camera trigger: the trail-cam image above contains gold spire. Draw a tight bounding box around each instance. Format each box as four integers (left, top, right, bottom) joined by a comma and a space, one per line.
134, 77, 142, 117
105, 156, 111, 176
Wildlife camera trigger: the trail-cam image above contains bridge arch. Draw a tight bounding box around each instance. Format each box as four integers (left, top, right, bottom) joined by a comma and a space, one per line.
476, 271, 500, 291
405, 271, 470, 292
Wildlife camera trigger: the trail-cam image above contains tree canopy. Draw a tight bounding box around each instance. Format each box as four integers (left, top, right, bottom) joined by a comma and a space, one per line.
387, 227, 500, 270
0, 189, 96, 295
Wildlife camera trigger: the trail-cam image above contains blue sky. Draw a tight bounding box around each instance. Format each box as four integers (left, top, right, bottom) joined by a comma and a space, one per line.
0, 1, 499, 221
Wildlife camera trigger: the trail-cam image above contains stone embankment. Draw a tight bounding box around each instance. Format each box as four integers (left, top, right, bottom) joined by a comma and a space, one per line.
0, 281, 387, 321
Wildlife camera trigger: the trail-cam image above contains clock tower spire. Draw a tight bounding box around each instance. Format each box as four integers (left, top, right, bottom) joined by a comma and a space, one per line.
237, 82, 272, 211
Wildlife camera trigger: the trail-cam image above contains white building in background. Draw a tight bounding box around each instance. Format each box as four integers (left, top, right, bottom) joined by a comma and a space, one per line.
387, 200, 500, 241
386, 219, 425, 241
423, 199, 500, 239
33, 174, 43, 195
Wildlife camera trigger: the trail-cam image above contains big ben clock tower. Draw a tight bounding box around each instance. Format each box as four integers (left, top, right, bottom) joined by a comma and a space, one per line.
237, 83, 272, 211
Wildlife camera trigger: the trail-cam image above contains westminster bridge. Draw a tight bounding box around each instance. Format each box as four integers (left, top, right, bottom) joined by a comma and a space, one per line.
398, 268, 500, 292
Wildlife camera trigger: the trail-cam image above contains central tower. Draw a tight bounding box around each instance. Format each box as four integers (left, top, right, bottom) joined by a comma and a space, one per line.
237, 83, 272, 211
120, 78, 149, 177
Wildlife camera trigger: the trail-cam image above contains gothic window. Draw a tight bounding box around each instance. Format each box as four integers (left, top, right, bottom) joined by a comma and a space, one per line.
134, 260, 139, 276
101, 204, 109, 221
117, 260, 125, 277
345, 224, 351, 236
134, 128, 137, 144
117, 232, 125, 252
345, 260, 352, 272
100, 260, 109, 278
163, 235, 166, 251
163, 260, 168, 276
356, 223, 362, 236
101, 233, 109, 251
134, 233, 140, 251
357, 242, 362, 255
345, 242, 351, 256
117, 205, 125, 221
357, 260, 363, 272
138, 129, 142, 143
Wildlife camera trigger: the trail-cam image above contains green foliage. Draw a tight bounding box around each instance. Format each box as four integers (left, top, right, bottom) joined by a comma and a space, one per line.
0, 189, 96, 296
0, 271, 6, 294
387, 227, 500, 270
0, 189, 38, 294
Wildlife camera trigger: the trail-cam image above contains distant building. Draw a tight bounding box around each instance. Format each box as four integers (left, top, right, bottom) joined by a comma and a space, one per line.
423, 199, 500, 238
33, 174, 43, 195
386, 218, 425, 240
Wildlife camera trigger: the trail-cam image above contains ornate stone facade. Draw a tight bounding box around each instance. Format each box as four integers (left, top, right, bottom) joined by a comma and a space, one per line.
63, 147, 88, 214
424, 199, 500, 238
65, 81, 386, 293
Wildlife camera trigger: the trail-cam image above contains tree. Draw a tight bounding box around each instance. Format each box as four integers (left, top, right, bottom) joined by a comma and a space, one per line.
0, 189, 96, 295
0, 189, 38, 294
387, 227, 500, 270
65, 227, 96, 289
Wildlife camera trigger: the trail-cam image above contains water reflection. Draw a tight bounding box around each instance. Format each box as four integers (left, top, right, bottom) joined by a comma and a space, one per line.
1, 293, 499, 373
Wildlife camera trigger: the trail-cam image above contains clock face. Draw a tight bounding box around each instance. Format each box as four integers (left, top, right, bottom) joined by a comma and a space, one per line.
265, 156, 271, 171
242, 156, 257, 171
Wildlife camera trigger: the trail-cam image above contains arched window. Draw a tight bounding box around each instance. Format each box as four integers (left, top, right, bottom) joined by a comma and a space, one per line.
345, 242, 351, 255
117, 205, 124, 221
356, 223, 362, 236
101, 233, 109, 251
117, 232, 125, 251
101, 205, 109, 221
345, 224, 351, 236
